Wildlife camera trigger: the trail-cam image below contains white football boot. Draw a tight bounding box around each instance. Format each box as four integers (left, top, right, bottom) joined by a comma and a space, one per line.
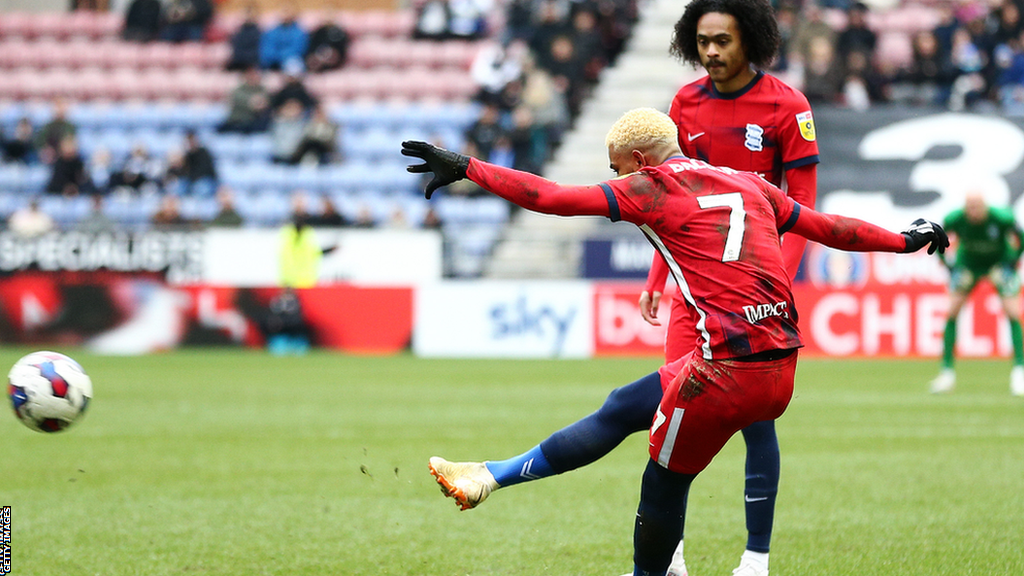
667, 540, 688, 576
617, 540, 687, 576
1011, 366, 1024, 396
732, 551, 769, 576
428, 457, 499, 511
929, 369, 956, 394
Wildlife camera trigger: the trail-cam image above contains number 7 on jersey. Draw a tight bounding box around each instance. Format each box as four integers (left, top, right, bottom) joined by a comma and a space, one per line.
696, 192, 746, 262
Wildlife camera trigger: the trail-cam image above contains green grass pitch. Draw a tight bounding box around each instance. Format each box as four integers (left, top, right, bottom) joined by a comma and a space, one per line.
1, 348, 1022, 575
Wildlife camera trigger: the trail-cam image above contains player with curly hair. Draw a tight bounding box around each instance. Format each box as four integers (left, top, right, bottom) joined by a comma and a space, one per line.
639, 2, 820, 572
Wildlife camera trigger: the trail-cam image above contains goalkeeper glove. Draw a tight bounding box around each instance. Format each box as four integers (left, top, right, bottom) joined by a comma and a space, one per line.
901, 218, 949, 255
401, 140, 471, 199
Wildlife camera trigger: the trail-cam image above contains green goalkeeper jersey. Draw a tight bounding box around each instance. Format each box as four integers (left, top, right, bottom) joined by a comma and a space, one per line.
943, 206, 1024, 273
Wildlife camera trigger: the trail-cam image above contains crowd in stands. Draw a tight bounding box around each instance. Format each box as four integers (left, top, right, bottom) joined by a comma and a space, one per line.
0, 0, 638, 235
772, 0, 1024, 114
8, 0, 1024, 275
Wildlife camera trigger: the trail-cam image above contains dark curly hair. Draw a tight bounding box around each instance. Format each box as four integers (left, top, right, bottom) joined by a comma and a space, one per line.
669, 0, 781, 70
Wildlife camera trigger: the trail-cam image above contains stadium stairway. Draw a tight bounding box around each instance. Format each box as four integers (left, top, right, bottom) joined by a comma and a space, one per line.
483, 0, 702, 279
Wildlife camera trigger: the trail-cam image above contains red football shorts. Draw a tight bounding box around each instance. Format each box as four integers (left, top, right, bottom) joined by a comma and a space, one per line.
650, 350, 798, 474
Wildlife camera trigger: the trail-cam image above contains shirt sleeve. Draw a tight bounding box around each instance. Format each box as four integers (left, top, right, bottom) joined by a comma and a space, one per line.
777, 91, 820, 171
466, 158, 612, 218
645, 253, 670, 294
789, 202, 906, 252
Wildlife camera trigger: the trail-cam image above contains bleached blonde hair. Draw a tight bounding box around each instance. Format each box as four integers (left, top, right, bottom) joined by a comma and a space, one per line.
604, 108, 679, 154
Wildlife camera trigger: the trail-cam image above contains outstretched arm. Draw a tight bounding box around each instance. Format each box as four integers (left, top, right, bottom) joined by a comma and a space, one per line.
402, 140, 610, 216
788, 203, 948, 255
465, 159, 611, 217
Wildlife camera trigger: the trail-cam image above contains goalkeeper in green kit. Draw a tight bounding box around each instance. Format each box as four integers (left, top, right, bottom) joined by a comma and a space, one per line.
931, 190, 1024, 396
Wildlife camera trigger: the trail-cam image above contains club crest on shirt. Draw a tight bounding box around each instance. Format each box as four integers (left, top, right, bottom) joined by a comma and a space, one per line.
744, 123, 764, 152
796, 111, 816, 141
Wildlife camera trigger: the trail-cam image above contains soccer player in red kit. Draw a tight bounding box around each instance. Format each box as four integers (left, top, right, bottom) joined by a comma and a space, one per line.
640, 2, 820, 572
406, 108, 947, 576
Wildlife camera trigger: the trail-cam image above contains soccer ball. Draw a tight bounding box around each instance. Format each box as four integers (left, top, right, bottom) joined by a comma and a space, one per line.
8, 351, 92, 433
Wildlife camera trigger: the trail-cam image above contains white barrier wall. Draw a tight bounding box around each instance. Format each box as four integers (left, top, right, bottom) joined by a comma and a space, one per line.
414, 280, 594, 358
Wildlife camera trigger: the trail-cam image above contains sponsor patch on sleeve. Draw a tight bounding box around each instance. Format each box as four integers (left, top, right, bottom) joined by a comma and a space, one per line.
796, 111, 816, 142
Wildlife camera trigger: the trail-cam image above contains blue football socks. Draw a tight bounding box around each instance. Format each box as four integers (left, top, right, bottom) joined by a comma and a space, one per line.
484, 445, 555, 487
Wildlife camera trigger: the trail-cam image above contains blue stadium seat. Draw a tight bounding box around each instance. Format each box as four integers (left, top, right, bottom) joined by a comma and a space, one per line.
178, 195, 218, 221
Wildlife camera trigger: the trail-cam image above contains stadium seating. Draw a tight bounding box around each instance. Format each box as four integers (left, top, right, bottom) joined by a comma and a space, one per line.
0, 8, 507, 276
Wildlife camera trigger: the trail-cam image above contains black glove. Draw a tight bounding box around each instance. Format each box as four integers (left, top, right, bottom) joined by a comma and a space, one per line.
901, 218, 949, 255
401, 140, 471, 199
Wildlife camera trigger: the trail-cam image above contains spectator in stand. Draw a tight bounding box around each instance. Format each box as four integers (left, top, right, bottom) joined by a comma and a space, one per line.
160, 0, 214, 43
171, 131, 218, 197
503, 0, 535, 44
471, 39, 528, 107
949, 25, 990, 110
46, 136, 93, 196
260, 4, 308, 71
448, 0, 490, 40
88, 147, 114, 194
932, 4, 960, 60
352, 204, 376, 227
422, 206, 443, 230
123, 0, 162, 42
802, 35, 843, 104
528, 0, 571, 67
226, 4, 262, 71
269, 58, 319, 114
466, 103, 506, 159
568, 6, 606, 86
790, 2, 836, 73
539, 34, 588, 118
151, 195, 191, 228
835, 2, 876, 65
109, 143, 163, 196
508, 105, 544, 174
307, 195, 347, 227
595, 0, 639, 65
305, 12, 351, 73
995, 28, 1024, 115
413, 0, 453, 40
519, 51, 569, 157
218, 66, 270, 134
488, 134, 516, 168
8, 199, 55, 237
771, 2, 797, 73
35, 99, 76, 165
75, 194, 118, 234
892, 29, 956, 107
270, 98, 308, 164
291, 104, 340, 165
841, 49, 887, 110
209, 186, 245, 227
2, 118, 36, 164
991, 0, 1024, 48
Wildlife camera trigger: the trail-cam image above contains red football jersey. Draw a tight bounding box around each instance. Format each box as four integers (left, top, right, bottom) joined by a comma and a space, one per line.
669, 71, 819, 188
603, 155, 802, 360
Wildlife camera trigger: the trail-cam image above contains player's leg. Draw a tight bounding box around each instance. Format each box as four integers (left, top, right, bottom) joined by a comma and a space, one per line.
429, 370, 664, 510
632, 459, 697, 576
993, 264, 1024, 395
932, 270, 973, 393
735, 419, 778, 574
638, 352, 797, 576
658, 292, 698, 576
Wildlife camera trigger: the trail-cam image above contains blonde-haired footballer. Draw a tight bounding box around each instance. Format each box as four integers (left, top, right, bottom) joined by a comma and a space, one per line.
404, 107, 947, 576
